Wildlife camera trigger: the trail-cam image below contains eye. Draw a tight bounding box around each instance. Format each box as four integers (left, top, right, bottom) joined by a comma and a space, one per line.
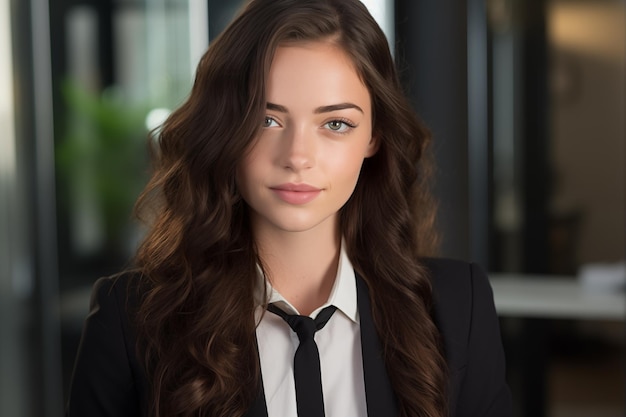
263, 116, 280, 128
325, 119, 356, 133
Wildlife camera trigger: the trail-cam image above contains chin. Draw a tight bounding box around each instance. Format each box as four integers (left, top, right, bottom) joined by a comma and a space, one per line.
263, 212, 337, 234
271, 221, 326, 234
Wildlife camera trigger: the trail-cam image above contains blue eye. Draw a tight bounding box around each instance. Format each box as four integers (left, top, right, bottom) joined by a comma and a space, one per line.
263, 117, 280, 128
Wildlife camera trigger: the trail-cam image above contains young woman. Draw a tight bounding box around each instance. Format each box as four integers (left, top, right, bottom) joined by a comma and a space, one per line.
67, 0, 511, 416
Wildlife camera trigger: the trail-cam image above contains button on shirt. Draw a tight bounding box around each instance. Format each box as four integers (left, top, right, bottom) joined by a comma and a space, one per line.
254, 247, 368, 417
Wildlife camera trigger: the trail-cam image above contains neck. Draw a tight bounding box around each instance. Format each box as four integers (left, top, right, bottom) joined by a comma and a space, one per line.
254, 221, 341, 316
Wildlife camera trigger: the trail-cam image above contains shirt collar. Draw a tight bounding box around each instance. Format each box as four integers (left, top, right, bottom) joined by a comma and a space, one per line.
254, 242, 359, 323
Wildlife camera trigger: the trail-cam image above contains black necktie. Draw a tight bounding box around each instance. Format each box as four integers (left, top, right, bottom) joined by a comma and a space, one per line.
267, 304, 337, 417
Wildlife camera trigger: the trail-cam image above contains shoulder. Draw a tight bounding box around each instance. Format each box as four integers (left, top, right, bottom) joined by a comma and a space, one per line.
420, 258, 512, 416
83, 272, 144, 339
421, 257, 492, 318
83, 270, 146, 362
421, 257, 490, 301
420, 258, 493, 364
67, 270, 149, 416
89, 271, 143, 316
86, 271, 146, 357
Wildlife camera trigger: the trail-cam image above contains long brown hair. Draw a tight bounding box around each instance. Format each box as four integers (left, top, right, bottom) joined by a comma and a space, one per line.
133, 0, 446, 416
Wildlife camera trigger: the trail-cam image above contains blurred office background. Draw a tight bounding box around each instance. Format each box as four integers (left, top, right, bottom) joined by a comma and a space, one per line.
1, 0, 624, 416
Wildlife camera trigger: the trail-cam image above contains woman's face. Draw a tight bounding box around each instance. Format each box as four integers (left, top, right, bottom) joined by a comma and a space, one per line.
237, 41, 377, 237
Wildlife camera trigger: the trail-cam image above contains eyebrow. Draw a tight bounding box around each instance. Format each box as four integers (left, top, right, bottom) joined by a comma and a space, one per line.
266, 102, 364, 114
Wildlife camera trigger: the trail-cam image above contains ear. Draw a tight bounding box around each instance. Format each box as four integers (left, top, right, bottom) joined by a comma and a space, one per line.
365, 134, 380, 158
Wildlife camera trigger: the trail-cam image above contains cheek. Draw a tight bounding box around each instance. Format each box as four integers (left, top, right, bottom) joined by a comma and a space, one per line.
239, 139, 272, 176
333, 142, 371, 174
327, 152, 367, 195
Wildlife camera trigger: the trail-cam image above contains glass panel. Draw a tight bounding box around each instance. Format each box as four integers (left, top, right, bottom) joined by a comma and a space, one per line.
489, 0, 625, 274
55, 0, 215, 403
488, 0, 625, 415
58, 0, 197, 282
1, 2, 32, 416
548, 0, 625, 269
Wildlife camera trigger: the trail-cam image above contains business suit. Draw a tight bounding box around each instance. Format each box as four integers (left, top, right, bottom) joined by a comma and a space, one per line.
66, 258, 512, 416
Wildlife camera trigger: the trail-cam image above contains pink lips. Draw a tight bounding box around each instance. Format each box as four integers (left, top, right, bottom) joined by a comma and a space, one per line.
270, 183, 322, 205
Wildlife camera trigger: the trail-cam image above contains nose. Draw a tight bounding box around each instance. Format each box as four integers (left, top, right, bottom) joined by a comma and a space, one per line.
278, 125, 315, 171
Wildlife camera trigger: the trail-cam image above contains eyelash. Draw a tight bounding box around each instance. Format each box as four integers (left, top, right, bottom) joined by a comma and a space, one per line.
263, 116, 280, 128
325, 118, 357, 134
261, 116, 358, 133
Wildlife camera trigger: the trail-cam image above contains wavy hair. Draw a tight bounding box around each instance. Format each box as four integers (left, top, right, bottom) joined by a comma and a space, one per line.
133, 0, 446, 416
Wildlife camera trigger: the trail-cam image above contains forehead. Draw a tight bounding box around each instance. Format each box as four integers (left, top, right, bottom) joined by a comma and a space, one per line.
265, 41, 371, 110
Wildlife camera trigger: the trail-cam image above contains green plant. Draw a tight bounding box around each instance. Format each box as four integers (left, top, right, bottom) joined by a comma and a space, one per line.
56, 79, 149, 254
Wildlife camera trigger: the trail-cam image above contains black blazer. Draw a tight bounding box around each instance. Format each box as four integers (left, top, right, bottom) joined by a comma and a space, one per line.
66, 258, 512, 416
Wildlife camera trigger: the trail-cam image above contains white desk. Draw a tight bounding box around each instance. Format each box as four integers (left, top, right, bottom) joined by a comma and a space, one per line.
489, 274, 626, 321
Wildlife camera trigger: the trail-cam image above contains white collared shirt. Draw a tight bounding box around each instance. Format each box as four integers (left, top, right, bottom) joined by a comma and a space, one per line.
254, 247, 368, 417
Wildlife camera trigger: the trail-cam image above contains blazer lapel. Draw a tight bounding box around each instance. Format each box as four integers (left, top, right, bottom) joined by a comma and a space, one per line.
245, 341, 269, 417
356, 273, 399, 417
246, 382, 268, 417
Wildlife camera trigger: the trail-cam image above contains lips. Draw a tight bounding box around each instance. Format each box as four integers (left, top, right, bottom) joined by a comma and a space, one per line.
270, 183, 322, 204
